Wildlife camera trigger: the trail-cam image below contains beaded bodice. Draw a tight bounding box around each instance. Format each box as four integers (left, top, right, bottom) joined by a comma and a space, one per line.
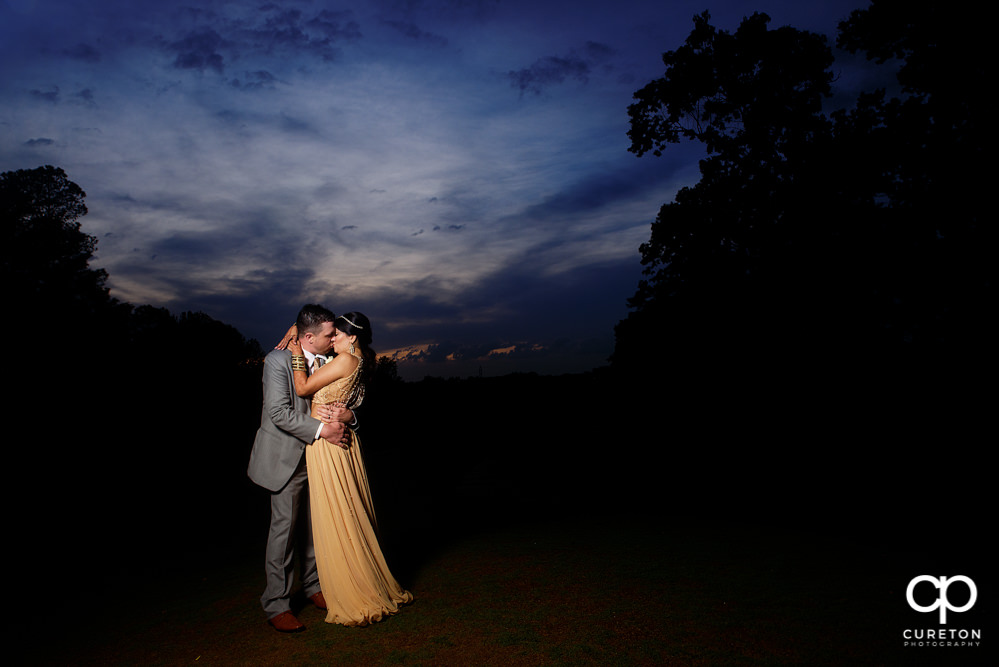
313, 353, 365, 409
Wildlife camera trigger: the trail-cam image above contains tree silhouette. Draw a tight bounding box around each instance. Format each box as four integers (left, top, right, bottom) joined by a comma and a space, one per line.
614, 6, 992, 376
2, 164, 263, 407
627, 12, 833, 160
4, 164, 272, 575
1, 166, 120, 321
616, 12, 839, 371
834, 0, 991, 351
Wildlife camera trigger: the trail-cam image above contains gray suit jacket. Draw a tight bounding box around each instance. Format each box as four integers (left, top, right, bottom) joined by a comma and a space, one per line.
248, 349, 322, 492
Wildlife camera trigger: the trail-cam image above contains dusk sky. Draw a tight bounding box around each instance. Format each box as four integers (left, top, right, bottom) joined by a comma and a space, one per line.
2, 0, 871, 379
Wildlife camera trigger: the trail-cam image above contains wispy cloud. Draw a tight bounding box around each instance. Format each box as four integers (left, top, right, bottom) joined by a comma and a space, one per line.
1, 0, 866, 377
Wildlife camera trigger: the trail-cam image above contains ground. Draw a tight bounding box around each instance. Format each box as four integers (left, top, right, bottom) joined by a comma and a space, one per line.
22, 511, 987, 666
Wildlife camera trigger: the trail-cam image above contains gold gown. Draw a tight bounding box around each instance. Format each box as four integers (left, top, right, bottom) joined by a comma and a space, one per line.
307, 353, 413, 626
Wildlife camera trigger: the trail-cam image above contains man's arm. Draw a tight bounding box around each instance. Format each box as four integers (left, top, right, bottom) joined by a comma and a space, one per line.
262, 351, 324, 443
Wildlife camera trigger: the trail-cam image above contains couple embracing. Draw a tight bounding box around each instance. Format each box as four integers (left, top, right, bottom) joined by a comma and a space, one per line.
248, 304, 412, 632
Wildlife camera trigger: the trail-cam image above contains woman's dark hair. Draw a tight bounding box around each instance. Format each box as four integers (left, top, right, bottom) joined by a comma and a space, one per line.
336, 311, 375, 384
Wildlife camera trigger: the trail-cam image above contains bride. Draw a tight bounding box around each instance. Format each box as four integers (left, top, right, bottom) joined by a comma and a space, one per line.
286, 311, 412, 626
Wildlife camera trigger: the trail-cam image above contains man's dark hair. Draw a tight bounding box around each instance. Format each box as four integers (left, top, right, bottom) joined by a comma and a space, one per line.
296, 304, 335, 335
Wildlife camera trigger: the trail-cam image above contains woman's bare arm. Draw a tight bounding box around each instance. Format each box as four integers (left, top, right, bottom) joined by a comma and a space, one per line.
288, 339, 359, 397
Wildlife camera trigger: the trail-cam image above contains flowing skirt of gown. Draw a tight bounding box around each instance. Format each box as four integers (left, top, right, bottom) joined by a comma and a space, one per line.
306, 369, 412, 625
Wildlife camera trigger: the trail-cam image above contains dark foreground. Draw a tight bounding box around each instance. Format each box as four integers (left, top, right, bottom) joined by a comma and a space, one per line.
19, 369, 993, 665
24, 513, 990, 666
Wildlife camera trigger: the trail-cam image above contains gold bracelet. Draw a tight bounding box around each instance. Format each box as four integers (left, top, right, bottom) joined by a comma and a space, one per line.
290, 355, 307, 371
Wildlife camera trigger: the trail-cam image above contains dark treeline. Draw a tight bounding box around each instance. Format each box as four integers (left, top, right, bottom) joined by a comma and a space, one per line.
3, 165, 270, 600
609, 1, 991, 570
613, 2, 991, 384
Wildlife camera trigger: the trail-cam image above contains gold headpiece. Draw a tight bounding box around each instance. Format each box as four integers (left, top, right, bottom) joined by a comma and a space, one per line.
338, 315, 364, 330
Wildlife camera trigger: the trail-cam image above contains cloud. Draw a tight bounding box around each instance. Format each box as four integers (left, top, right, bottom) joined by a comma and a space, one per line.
308, 9, 364, 42
513, 155, 690, 227
63, 43, 102, 62
154, 3, 366, 79
170, 28, 225, 73
507, 40, 617, 96
29, 86, 60, 103
231, 4, 362, 63
229, 70, 280, 91
381, 19, 448, 47
508, 54, 590, 96
3, 0, 862, 378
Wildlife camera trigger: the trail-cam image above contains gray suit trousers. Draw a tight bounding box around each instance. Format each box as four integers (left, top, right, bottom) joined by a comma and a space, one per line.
260, 454, 321, 618
249, 349, 324, 618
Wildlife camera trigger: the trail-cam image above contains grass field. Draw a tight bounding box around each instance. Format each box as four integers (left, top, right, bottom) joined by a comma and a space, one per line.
20, 372, 991, 666
25, 505, 987, 666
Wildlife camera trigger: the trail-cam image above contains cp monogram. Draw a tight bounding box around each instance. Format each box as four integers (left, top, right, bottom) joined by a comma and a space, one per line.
906, 575, 977, 624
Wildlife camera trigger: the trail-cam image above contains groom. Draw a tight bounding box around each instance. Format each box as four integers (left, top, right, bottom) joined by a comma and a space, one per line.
248, 304, 354, 632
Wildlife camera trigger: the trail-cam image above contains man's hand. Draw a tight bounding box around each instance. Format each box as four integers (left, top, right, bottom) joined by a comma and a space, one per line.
319, 420, 350, 449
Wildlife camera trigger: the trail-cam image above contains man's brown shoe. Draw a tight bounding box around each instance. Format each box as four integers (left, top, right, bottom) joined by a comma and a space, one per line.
268, 611, 305, 633
309, 591, 328, 611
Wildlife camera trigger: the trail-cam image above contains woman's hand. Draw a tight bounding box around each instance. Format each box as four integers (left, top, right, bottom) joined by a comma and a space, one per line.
275, 324, 298, 350
315, 402, 349, 424
287, 336, 303, 355
315, 402, 335, 423
328, 403, 352, 424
